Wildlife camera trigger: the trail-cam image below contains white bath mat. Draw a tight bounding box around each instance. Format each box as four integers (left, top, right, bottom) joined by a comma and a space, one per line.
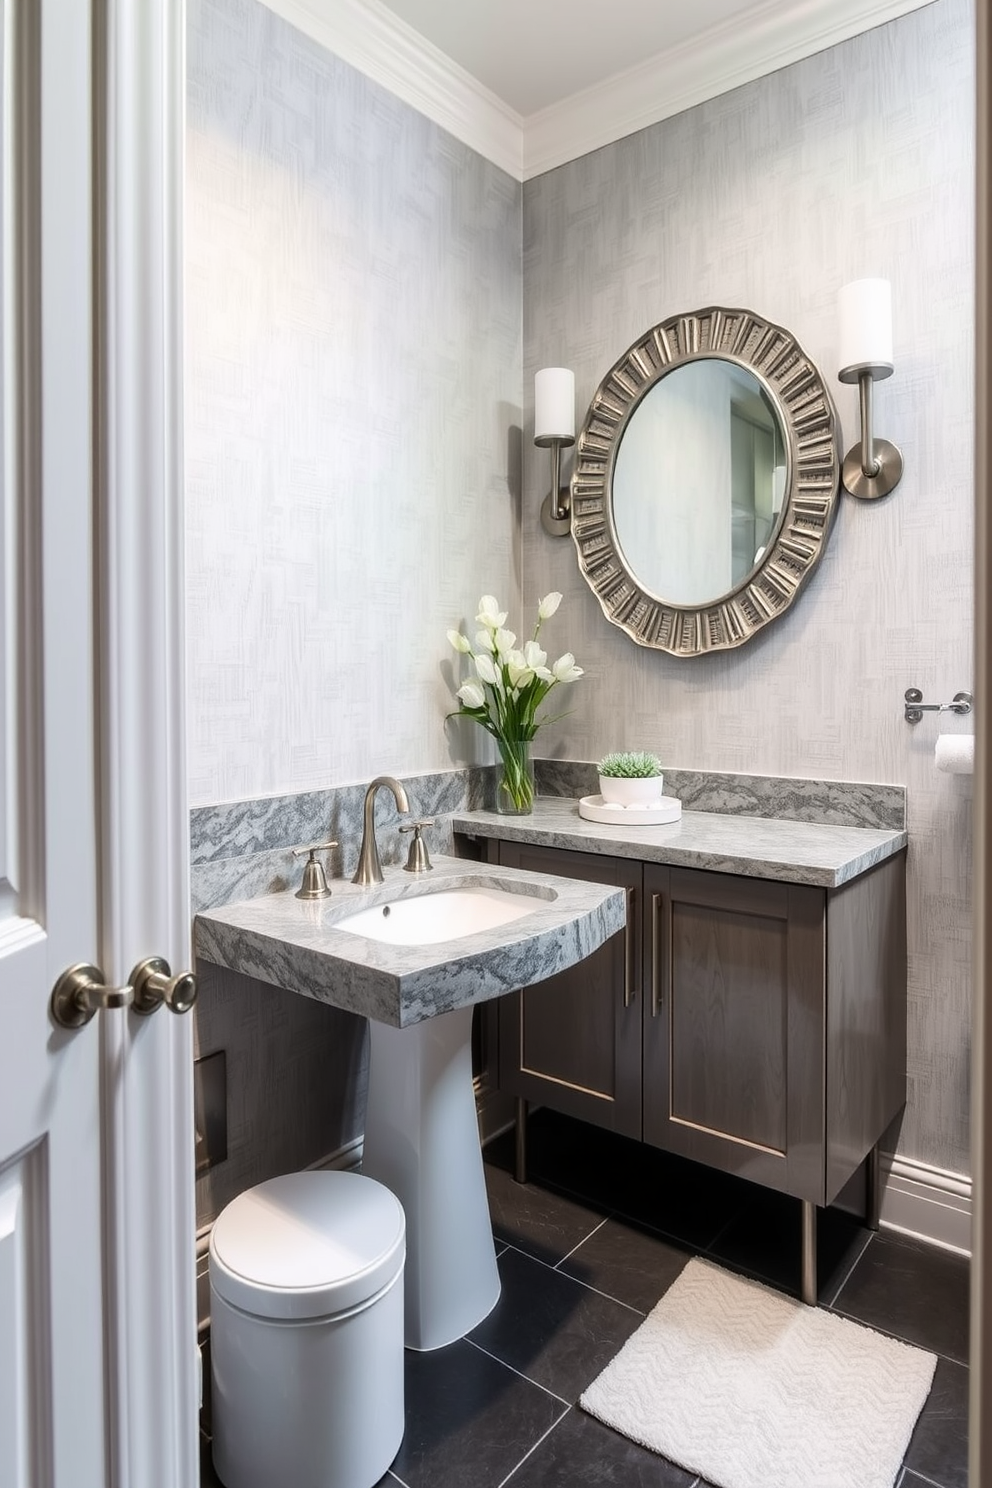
580, 1257, 936, 1488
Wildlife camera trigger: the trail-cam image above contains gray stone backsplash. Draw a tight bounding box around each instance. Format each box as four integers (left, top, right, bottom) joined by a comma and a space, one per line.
192, 762, 906, 912
191, 767, 487, 912
536, 761, 906, 831
191, 767, 489, 865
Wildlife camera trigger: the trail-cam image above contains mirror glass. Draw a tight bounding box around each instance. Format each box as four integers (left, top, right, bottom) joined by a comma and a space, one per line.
612, 359, 788, 606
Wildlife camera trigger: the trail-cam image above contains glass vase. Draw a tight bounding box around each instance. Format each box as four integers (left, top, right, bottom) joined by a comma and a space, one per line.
495, 737, 535, 815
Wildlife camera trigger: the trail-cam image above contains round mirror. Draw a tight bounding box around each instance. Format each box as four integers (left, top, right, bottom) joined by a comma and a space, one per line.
570, 307, 840, 656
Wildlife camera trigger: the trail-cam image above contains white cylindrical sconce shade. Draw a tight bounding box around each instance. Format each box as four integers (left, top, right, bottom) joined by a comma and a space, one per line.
534, 367, 575, 445
838, 278, 894, 382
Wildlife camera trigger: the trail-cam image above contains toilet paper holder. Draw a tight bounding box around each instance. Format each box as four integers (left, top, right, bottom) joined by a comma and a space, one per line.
904, 687, 973, 724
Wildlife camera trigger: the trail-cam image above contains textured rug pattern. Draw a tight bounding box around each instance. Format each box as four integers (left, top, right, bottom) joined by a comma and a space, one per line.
579, 1257, 937, 1488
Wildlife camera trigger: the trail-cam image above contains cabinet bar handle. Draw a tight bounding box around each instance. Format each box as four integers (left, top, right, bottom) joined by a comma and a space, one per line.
623, 886, 636, 1007
650, 891, 663, 1017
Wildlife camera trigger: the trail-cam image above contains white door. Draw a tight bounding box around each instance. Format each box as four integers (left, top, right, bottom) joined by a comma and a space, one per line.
0, 3, 196, 1485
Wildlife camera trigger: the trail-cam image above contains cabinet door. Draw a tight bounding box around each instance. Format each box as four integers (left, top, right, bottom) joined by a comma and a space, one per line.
642, 865, 826, 1202
496, 842, 642, 1139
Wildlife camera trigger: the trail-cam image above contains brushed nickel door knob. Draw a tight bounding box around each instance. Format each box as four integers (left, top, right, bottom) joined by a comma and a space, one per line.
50, 963, 135, 1028
130, 955, 198, 1016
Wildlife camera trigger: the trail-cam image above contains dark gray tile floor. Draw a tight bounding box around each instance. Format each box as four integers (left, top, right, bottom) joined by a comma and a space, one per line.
200, 1109, 970, 1488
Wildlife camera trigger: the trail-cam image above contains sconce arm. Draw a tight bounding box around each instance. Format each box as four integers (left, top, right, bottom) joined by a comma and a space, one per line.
841, 367, 903, 501
536, 432, 574, 536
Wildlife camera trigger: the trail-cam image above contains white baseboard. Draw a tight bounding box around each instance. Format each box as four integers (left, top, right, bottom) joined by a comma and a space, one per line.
879, 1152, 972, 1256
305, 1137, 364, 1174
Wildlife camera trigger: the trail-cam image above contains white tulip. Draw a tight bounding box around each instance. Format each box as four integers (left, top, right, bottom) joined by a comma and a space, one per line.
523, 640, 552, 679
476, 595, 507, 630
552, 652, 583, 683
457, 679, 486, 709
446, 591, 580, 737
474, 652, 498, 685
507, 653, 534, 689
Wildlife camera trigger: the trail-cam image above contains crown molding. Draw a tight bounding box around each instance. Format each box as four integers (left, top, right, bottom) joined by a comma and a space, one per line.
260, 0, 524, 179
261, 0, 938, 184
524, 0, 939, 178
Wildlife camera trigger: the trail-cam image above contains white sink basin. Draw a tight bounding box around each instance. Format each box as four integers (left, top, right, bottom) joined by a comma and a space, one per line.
334, 885, 545, 947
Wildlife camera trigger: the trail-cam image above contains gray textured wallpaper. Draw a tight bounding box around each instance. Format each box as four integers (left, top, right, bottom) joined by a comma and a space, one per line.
185, 0, 523, 806
186, 0, 975, 1195
523, 0, 975, 1174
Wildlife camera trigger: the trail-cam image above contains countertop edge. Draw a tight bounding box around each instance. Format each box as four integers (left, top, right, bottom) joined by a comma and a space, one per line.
451, 804, 908, 889
194, 856, 627, 1026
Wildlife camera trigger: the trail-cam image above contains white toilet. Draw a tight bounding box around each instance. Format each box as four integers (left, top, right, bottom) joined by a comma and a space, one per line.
209, 1169, 406, 1488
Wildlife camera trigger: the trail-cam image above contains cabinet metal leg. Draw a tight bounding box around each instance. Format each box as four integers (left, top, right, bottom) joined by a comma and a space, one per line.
514, 1097, 528, 1184
865, 1143, 881, 1230
801, 1200, 817, 1306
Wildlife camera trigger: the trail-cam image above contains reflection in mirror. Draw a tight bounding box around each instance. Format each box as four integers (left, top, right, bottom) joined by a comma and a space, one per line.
612, 360, 787, 606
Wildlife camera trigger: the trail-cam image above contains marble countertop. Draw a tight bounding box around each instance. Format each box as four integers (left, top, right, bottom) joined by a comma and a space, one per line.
194, 853, 626, 1027
452, 798, 908, 888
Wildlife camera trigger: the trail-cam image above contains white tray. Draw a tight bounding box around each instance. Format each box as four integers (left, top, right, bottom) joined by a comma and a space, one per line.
578, 794, 682, 826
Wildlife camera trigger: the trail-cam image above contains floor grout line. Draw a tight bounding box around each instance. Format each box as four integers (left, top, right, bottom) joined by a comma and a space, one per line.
823, 1226, 875, 1309
496, 1239, 645, 1316
553, 1213, 611, 1268
490, 1161, 750, 1261
495, 1404, 573, 1487
507, 1168, 735, 1252
898, 1468, 954, 1488
462, 1333, 574, 1407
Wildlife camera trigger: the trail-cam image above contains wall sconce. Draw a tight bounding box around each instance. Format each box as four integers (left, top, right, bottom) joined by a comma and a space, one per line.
837, 278, 903, 500
534, 367, 574, 536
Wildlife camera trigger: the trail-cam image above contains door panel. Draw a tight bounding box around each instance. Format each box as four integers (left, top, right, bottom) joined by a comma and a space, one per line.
0, 2, 109, 1479
0, 1141, 50, 1488
0, 3, 195, 1483
497, 842, 641, 1138
643, 866, 826, 1202
669, 897, 789, 1152
521, 945, 622, 1090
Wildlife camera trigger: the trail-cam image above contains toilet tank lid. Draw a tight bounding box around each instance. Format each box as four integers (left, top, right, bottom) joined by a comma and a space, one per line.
209, 1171, 405, 1320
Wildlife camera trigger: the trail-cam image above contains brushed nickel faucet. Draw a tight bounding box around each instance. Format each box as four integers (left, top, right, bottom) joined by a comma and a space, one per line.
352, 775, 411, 886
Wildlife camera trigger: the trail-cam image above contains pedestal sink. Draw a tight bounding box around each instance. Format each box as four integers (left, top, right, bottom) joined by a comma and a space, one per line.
193, 857, 626, 1352
336, 883, 548, 1347
362, 1005, 496, 1349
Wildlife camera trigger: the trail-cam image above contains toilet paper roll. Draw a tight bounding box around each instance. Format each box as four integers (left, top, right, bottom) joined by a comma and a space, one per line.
935, 734, 974, 775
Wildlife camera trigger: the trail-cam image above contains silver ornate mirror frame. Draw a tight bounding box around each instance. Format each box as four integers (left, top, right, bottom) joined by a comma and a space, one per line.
570, 306, 841, 657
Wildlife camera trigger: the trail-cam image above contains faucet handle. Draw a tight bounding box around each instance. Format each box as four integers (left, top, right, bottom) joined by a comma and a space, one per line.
293, 842, 338, 900
400, 819, 434, 874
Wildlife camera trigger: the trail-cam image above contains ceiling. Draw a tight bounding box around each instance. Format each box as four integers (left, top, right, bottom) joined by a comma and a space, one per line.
264, 0, 935, 177
375, 0, 769, 118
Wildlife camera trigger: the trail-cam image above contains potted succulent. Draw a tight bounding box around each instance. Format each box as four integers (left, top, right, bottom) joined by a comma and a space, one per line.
597, 750, 665, 808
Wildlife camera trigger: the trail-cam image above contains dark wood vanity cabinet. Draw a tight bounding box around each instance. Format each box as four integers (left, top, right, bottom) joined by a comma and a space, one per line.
494, 841, 641, 1139
491, 839, 907, 1212
642, 866, 828, 1204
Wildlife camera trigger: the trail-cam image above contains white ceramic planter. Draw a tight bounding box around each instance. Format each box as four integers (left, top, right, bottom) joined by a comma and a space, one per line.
598, 774, 665, 807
